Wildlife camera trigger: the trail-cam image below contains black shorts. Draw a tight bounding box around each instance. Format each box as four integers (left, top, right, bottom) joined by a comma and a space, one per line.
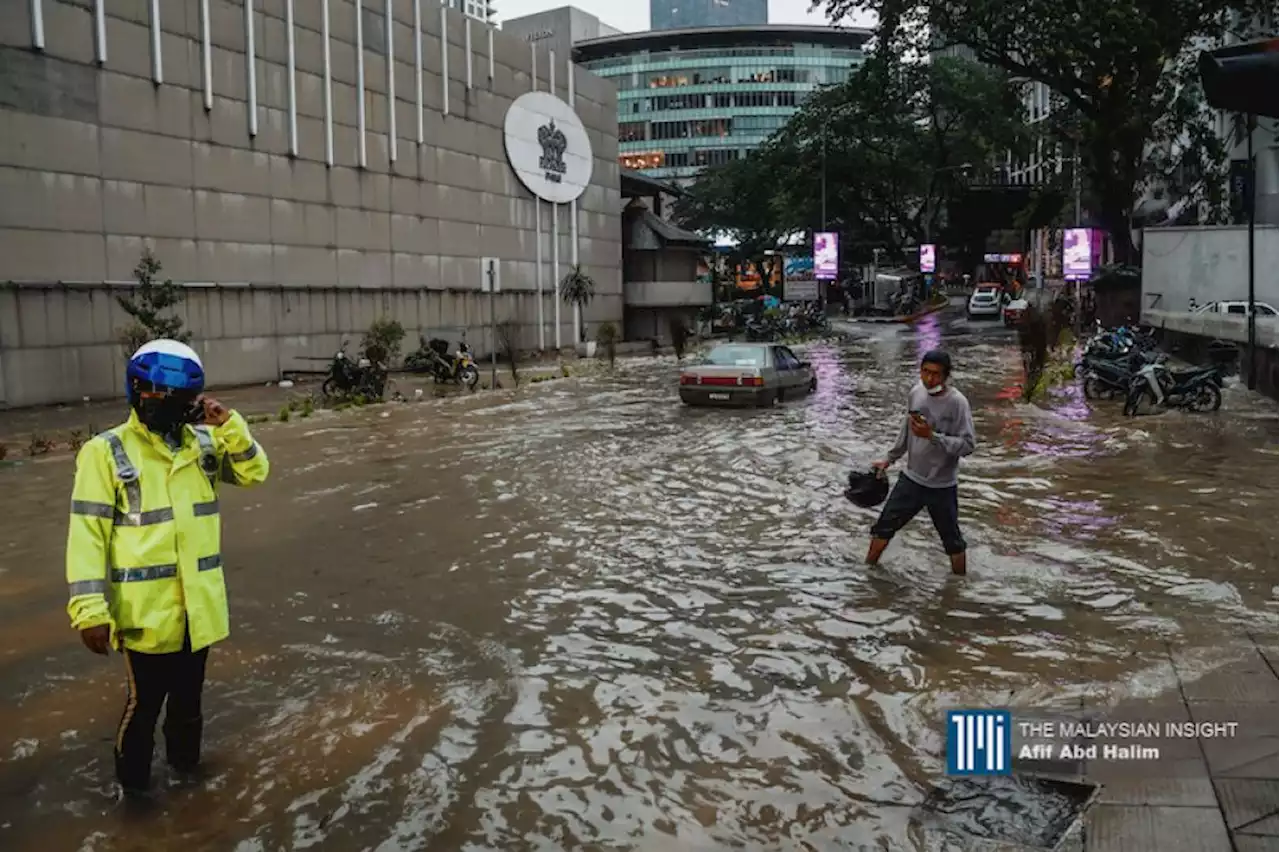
870, 475, 966, 555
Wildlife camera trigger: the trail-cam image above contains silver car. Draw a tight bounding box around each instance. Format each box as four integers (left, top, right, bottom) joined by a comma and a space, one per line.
679, 342, 817, 407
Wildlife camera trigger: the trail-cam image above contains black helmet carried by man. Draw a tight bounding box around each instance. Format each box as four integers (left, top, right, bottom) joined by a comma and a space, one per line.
844, 468, 889, 508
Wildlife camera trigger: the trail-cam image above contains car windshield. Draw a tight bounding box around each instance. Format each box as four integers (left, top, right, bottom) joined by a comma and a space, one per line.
975, 287, 1000, 296
706, 346, 767, 367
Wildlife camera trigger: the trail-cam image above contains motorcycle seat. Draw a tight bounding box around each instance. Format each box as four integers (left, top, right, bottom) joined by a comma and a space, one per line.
1169, 367, 1216, 382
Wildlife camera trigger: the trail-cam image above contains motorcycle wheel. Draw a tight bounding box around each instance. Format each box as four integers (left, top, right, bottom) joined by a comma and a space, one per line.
1083, 376, 1103, 400
321, 378, 339, 398
459, 365, 480, 390
1188, 384, 1222, 413
1123, 385, 1157, 417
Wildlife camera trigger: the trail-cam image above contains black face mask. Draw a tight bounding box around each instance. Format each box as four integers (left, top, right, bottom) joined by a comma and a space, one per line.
135, 392, 202, 437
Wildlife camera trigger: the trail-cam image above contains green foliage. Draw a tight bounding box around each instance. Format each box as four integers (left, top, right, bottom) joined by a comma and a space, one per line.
277, 405, 291, 422
596, 321, 620, 368
770, 55, 1030, 253
362, 318, 405, 366
560, 265, 596, 308
117, 249, 189, 355
669, 317, 690, 360
67, 430, 85, 451
816, 0, 1275, 261
496, 319, 520, 385
28, 432, 54, 456
676, 146, 794, 265
1017, 306, 1077, 401
676, 54, 1028, 262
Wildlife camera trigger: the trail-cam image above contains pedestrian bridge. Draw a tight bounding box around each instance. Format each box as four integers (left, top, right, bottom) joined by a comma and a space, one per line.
1140, 309, 1278, 349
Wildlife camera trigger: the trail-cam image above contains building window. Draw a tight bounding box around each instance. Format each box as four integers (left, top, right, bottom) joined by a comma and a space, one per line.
621, 151, 665, 170
619, 122, 647, 142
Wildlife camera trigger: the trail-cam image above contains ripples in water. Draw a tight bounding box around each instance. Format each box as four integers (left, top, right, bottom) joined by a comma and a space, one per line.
0, 319, 1275, 850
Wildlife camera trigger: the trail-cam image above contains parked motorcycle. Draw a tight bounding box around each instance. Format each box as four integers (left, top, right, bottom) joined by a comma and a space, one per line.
322, 341, 389, 399
405, 336, 480, 389
1082, 350, 1164, 400
1123, 362, 1226, 416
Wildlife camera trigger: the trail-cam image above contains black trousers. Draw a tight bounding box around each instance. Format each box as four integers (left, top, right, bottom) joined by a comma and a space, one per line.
115, 630, 209, 792
870, 475, 967, 555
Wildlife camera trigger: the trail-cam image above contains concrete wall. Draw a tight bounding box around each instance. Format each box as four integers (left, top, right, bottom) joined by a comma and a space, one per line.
1141, 225, 1279, 312
0, 0, 622, 408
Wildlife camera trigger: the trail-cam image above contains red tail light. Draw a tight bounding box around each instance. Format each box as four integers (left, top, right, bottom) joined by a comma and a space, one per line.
743, 376, 763, 387
680, 374, 698, 385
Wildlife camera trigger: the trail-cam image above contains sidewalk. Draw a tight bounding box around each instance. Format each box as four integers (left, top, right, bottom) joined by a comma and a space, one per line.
0, 358, 595, 457
1066, 633, 1278, 852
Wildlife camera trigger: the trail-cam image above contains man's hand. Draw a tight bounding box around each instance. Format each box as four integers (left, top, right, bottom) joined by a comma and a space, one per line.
909, 413, 933, 439
200, 395, 231, 427
871, 459, 891, 474
80, 625, 111, 655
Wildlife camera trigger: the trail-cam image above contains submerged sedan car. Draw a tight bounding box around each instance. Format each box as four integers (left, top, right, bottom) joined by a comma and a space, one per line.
679, 342, 816, 407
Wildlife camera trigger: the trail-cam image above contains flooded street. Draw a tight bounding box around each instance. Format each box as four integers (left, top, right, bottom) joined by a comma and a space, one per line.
1, 314, 1276, 851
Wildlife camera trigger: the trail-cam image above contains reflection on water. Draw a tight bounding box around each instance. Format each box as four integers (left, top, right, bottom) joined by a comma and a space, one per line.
0, 325, 1275, 851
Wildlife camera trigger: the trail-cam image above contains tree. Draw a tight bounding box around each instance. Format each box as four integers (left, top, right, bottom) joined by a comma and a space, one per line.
117, 249, 190, 355
675, 148, 794, 292
766, 55, 1030, 256
815, 0, 1277, 262
559, 264, 595, 344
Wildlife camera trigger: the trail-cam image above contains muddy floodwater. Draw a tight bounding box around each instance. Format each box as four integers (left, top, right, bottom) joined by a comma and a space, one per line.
1, 315, 1277, 851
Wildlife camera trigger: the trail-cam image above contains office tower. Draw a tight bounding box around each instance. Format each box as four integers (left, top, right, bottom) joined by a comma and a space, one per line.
650, 0, 768, 30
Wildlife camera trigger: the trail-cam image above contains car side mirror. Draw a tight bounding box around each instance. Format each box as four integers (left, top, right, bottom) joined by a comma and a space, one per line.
799, 361, 811, 369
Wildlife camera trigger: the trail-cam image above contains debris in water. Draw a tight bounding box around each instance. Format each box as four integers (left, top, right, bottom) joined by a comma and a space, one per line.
353, 502, 378, 512
914, 775, 1097, 850
10, 738, 38, 759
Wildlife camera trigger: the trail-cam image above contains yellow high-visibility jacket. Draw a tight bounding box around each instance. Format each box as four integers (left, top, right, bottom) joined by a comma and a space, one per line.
65, 409, 269, 654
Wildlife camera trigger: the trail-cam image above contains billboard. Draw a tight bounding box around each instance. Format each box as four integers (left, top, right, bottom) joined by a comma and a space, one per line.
814, 232, 839, 280
1063, 228, 1092, 280
919, 243, 937, 273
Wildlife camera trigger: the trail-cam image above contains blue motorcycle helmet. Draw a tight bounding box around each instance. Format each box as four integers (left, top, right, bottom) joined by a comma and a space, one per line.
126, 339, 206, 435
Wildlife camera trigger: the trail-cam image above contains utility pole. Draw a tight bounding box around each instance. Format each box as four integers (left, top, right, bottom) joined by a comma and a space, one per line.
482, 257, 499, 388
821, 128, 828, 231
1073, 144, 1082, 225
1246, 114, 1257, 390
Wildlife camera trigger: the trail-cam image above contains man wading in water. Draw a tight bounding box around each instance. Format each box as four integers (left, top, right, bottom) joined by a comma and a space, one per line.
868, 350, 975, 575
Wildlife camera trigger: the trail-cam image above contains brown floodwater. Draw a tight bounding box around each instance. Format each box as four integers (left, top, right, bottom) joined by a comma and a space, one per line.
0, 313, 1276, 851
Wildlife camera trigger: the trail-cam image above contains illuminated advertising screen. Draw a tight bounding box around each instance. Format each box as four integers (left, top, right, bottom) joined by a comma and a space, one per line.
814, 232, 838, 280
919, 243, 937, 273
1063, 228, 1092, 281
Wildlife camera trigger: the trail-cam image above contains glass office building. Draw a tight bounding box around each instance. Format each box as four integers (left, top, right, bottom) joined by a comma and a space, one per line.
650, 0, 767, 30
574, 25, 871, 184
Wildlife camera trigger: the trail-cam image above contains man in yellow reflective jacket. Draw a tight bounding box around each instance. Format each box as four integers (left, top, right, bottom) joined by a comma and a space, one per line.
66, 339, 269, 806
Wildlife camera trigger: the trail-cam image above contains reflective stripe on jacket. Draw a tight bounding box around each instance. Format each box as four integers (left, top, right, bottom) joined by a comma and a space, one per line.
65, 409, 270, 653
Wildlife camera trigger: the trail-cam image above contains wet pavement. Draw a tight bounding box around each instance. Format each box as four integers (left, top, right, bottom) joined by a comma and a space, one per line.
0, 312, 1276, 851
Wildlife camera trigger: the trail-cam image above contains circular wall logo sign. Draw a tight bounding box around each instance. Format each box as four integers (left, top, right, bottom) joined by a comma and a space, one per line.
503, 91, 594, 205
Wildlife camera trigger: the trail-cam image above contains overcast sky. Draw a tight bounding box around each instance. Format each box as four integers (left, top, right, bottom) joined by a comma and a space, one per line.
494, 0, 875, 31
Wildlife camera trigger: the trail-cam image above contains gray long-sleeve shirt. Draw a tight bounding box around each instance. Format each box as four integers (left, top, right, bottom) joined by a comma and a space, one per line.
884, 382, 976, 488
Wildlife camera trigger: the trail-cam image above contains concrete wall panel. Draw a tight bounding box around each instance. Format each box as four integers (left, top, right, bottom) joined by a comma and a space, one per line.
0, 4, 620, 408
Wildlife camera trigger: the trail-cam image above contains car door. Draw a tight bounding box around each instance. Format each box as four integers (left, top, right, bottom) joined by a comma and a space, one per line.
780, 346, 809, 394
777, 346, 806, 395
769, 346, 794, 396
